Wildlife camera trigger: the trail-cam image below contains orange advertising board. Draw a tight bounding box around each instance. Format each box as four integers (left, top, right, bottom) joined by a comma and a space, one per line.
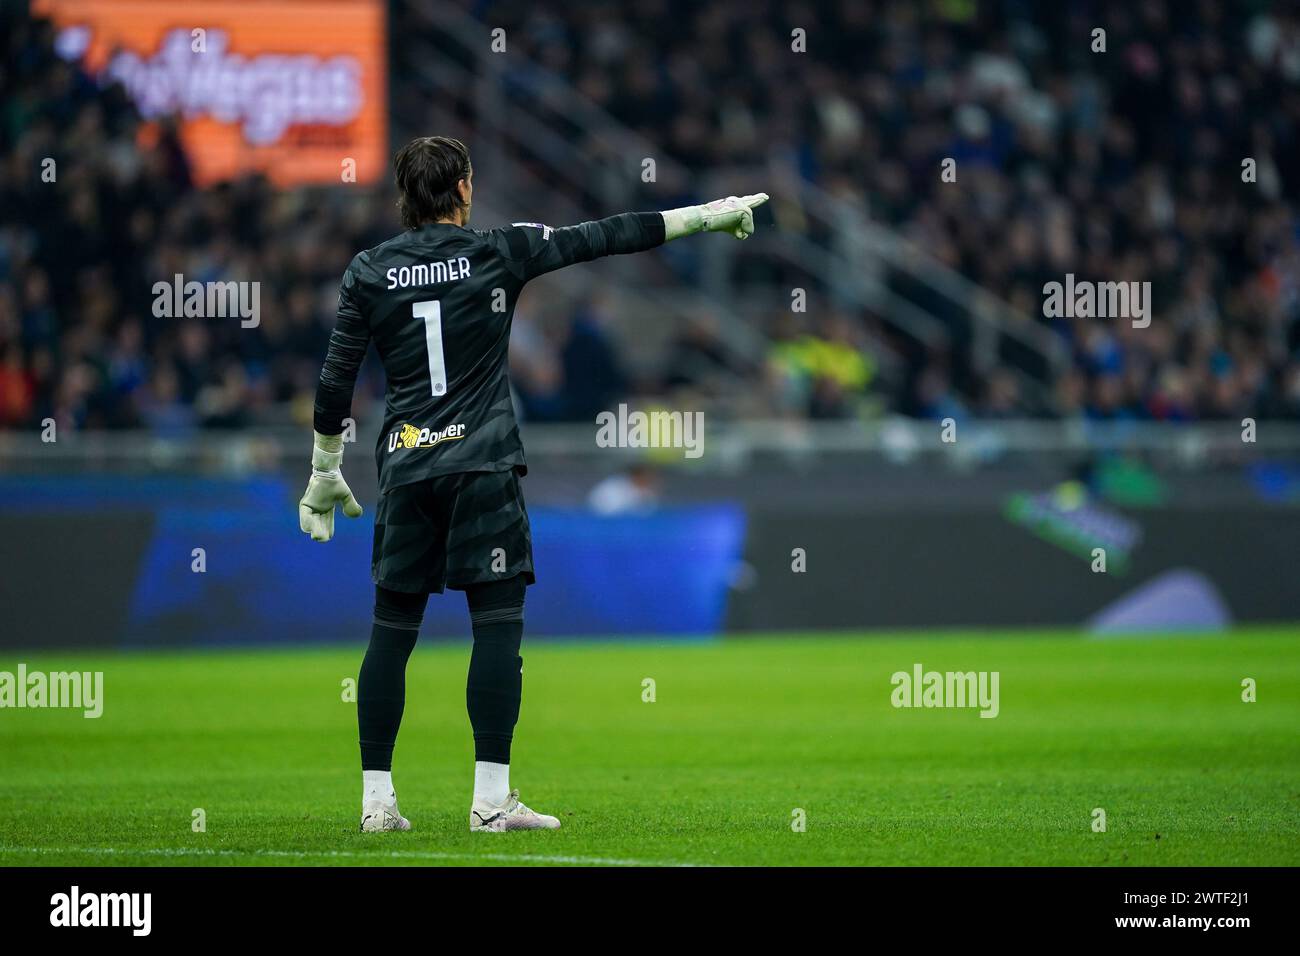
33, 0, 387, 187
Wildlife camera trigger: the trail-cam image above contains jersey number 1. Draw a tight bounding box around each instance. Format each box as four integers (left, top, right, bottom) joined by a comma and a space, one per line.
414, 300, 447, 397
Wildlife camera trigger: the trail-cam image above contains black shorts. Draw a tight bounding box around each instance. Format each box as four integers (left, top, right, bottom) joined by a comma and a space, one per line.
371, 469, 535, 594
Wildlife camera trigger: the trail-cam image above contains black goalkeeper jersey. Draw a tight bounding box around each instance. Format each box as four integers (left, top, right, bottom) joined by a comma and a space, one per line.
313, 212, 665, 493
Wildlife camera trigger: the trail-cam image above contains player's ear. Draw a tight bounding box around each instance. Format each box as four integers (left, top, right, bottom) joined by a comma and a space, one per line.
456, 177, 471, 221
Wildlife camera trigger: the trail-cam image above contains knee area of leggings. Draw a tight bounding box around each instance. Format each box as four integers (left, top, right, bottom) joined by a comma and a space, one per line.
373, 585, 427, 631
466, 574, 527, 614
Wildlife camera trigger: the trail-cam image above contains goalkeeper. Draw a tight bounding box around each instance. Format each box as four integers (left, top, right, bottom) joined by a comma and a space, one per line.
299, 134, 767, 833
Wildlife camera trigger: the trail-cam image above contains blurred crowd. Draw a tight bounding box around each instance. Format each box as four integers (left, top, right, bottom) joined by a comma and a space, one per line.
0, 12, 704, 432
4, 1, 1300, 434
0, 16, 388, 432
484, 0, 1300, 421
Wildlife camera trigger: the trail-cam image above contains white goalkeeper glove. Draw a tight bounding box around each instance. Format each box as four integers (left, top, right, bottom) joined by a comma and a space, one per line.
662, 193, 769, 241
298, 431, 363, 543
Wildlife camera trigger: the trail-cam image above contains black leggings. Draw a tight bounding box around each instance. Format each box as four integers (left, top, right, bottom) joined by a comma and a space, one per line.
464, 576, 527, 765
357, 576, 526, 771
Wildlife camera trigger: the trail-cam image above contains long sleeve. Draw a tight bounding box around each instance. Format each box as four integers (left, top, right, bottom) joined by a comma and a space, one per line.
313, 257, 371, 436
489, 212, 665, 282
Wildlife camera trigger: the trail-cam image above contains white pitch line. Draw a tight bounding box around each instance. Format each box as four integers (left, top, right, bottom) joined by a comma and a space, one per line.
0, 844, 704, 868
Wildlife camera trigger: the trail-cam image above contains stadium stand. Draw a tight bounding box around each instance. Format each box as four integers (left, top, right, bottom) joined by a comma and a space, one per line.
4, 1, 1300, 434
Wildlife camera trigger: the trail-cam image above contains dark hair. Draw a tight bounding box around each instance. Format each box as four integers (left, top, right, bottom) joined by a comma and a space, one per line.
393, 136, 471, 229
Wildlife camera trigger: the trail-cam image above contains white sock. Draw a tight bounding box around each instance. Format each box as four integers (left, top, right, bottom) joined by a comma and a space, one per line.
363, 769, 395, 804
473, 761, 509, 805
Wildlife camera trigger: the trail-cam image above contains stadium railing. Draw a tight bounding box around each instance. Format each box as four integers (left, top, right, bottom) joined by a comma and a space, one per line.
1, 420, 1294, 476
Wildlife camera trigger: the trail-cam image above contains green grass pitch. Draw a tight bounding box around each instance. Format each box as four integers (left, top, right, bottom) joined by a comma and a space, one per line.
1, 629, 1297, 866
